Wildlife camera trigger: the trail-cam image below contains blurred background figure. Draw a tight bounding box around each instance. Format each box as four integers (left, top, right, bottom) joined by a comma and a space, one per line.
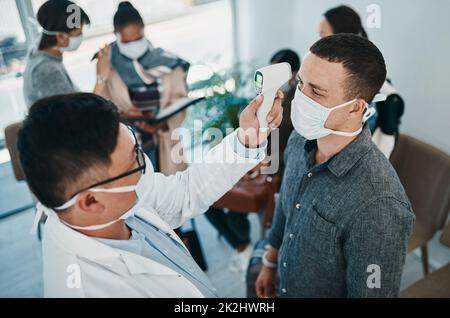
23, 0, 110, 108
101, 1, 190, 174
204, 49, 300, 276
268, 49, 300, 176
319, 5, 405, 158
319, 5, 368, 38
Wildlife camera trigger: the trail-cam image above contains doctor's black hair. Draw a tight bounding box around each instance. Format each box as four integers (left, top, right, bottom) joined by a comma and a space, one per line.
324, 5, 368, 39
18, 93, 120, 209
37, 0, 90, 50
310, 34, 386, 103
113, 1, 145, 32
270, 49, 301, 74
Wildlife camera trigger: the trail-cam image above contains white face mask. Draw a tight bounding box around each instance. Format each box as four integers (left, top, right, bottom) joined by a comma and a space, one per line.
116, 36, 149, 60
59, 34, 83, 52
39, 155, 154, 232
290, 89, 376, 140
42, 29, 83, 52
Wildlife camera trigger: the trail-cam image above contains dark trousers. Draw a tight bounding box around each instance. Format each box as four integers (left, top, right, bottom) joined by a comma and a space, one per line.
205, 207, 250, 249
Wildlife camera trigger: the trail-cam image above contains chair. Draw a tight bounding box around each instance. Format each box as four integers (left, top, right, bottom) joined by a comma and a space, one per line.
5, 122, 25, 181
4, 122, 40, 238
400, 221, 450, 298
213, 174, 281, 239
390, 134, 450, 276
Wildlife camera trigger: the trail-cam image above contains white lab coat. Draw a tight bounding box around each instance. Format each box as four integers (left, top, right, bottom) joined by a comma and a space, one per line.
38, 132, 264, 298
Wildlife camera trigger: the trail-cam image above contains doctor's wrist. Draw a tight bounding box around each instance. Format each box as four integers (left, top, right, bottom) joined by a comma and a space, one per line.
237, 127, 266, 149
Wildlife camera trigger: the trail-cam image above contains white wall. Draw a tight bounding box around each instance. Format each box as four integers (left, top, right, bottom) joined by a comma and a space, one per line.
233, 0, 296, 66
235, 0, 450, 154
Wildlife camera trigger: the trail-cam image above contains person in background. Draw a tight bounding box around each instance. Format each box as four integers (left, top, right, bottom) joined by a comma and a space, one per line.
204, 50, 301, 275
23, 0, 110, 108
100, 1, 190, 174
319, 5, 368, 38
319, 5, 405, 158
268, 49, 300, 176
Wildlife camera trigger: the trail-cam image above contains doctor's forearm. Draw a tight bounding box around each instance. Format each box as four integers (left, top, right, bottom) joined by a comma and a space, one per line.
159, 131, 265, 228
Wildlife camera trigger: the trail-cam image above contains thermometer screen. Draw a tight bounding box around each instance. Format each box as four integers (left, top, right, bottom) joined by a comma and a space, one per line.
255, 73, 263, 93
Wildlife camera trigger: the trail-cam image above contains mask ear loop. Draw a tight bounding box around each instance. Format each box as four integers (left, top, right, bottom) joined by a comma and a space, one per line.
363, 106, 377, 123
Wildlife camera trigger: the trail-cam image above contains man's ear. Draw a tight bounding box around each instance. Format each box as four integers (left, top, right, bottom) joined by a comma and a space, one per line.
348, 99, 367, 118
76, 192, 105, 215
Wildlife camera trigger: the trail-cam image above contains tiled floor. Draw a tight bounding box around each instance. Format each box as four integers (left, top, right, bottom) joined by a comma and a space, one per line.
0, 161, 449, 298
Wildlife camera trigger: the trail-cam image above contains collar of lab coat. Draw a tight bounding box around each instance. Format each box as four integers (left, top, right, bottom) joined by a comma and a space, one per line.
43, 206, 187, 275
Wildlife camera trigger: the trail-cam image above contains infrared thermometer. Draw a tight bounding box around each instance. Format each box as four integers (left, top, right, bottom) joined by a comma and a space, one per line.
254, 62, 292, 129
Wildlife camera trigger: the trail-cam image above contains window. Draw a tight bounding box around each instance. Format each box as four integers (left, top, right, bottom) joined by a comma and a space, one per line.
0, 0, 233, 156
0, 0, 29, 150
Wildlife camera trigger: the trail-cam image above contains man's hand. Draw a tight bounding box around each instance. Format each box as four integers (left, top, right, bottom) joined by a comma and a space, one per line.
255, 266, 278, 298
238, 90, 284, 148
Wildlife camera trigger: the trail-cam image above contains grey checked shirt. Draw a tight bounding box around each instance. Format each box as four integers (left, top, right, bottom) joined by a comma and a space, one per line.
268, 125, 415, 298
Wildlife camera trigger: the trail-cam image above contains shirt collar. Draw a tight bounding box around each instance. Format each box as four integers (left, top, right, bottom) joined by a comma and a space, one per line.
328, 125, 374, 177
304, 125, 374, 178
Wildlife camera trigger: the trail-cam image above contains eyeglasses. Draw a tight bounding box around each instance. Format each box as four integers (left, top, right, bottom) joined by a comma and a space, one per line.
66, 126, 146, 201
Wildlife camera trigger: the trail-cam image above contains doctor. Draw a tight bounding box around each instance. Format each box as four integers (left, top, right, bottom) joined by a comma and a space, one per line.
18, 92, 283, 298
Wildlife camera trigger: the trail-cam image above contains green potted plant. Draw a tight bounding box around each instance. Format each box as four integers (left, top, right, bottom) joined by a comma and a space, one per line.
183, 61, 256, 148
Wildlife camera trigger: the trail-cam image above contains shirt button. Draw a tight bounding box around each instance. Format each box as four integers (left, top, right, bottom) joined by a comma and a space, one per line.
289, 233, 294, 239
307, 172, 313, 178
282, 288, 287, 294
283, 262, 287, 268
295, 203, 301, 209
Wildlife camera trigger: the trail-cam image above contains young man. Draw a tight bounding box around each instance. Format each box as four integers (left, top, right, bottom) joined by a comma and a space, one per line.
256, 34, 415, 298
18, 92, 283, 297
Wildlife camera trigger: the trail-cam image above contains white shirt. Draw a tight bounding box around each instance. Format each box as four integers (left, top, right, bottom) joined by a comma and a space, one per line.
38, 131, 265, 298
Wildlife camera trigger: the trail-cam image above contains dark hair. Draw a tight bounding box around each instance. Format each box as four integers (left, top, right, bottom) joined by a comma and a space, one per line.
324, 5, 368, 39
18, 93, 120, 209
270, 49, 301, 73
37, 0, 90, 50
113, 1, 144, 32
310, 34, 386, 102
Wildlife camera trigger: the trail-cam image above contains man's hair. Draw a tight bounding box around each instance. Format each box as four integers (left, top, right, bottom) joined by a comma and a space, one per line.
310, 34, 387, 102
270, 49, 301, 73
18, 93, 120, 209
37, 0, 90, 50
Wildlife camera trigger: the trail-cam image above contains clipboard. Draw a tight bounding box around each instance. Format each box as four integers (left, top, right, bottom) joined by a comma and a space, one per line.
123, 97, 205, 125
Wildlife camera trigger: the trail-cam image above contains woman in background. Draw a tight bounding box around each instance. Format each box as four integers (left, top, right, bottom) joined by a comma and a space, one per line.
101, 1, 189, 174
319, 5, 405, 158
23, 0, 110, 107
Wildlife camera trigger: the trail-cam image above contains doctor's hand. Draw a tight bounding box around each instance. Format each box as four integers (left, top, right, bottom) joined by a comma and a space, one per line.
238, 90, 284, 148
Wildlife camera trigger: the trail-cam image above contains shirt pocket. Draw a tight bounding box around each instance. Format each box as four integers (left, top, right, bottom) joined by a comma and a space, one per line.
300, 204, 337, 264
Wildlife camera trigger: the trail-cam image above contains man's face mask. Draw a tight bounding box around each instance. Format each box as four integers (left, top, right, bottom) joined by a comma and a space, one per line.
116, 35, 149, 60
290, 88, 377, 140
34, 127, 151, 232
